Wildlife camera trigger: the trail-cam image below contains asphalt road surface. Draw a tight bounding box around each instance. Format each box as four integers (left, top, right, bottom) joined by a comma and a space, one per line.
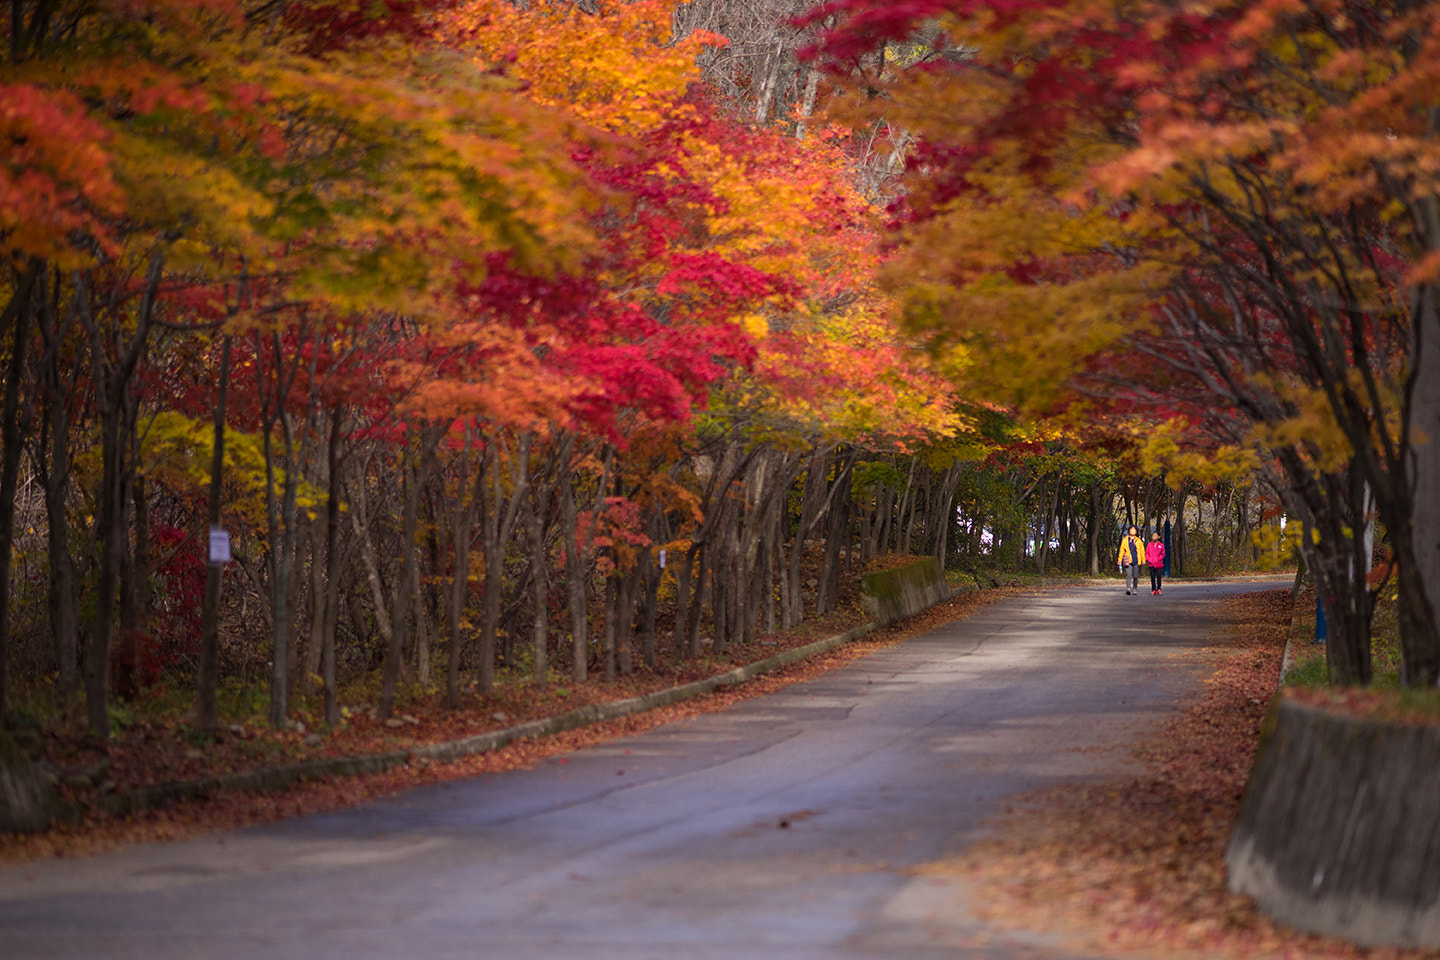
0, 578, 1289, 960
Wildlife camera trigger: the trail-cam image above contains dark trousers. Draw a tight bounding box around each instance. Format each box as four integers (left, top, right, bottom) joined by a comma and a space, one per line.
1150, 566, 1163, 591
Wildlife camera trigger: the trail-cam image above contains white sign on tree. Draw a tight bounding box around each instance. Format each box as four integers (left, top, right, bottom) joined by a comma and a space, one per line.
208, 528, 232, 564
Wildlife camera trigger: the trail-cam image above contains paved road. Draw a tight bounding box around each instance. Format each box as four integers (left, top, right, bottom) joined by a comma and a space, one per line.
1, 578, 1288, 960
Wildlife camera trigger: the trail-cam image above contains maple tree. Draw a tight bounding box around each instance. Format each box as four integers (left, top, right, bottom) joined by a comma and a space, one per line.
802, 0, 1440, 686
0, 0, 1241, 770
0, 0, 597, 733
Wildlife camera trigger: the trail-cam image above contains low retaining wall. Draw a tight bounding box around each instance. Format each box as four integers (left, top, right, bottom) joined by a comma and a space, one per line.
860, 556, 952, 626
0, 731, 55, 833
43, 622, 881, 826
1227, 696, 1440, 948
9, 565, 968, 833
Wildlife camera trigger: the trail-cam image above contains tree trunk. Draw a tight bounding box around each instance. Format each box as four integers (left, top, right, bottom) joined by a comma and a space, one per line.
1398, 202, 1440, 685
259, 323, 317, 729
873, 485, 893, 560
788, 450, 829, 625
1173, 484, 1189, 577
412, 536, 430, 687
82, 252, 160, 738
197, 333, 230, 731
196, 333, 230, 734
1035, 473, 1058, 576
34, 263, 80, 698
816, 455, 855, 615
753, 40, 784, 125
774, 508, 790, 630
603, 574, 618, 681
1207, 483, 1235, 577
1086, 482, 1103, 577
42, 362, 78, 697
378, 438, 418, 719
350, 464, 396, 656
641, 555, 659, 669
673, 545, 691, 661
0, 258, 39, 720
686, 546, 706, 658
618, 568, 637, 675
796, 68, 820, 139
529, 491, 549, 686
321, 408, 342, 725
446, 430, 475, 709
303, 512, 326, 689
478, 434, 530, 695
561, 477, 587, 683
897, 458, 918, 554
711, 542, 728, 653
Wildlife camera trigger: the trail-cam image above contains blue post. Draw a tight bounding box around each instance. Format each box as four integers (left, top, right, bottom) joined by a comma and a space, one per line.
1315, 595, 1327, 645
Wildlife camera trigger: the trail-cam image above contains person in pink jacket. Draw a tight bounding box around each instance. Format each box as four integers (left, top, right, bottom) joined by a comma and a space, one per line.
1146, 531, 1167, 595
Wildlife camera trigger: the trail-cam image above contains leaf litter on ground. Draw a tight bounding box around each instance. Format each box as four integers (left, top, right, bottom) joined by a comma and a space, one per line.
936, 588, 1440, 960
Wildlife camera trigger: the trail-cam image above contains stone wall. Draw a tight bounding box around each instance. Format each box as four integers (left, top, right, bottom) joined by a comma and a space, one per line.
860, 557, 953, 626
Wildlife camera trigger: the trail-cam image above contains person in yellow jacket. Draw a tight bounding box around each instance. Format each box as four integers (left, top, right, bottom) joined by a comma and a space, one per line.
1117, 525, 1146, 596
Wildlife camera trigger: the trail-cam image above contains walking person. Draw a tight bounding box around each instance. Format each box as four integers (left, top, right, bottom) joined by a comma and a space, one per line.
1117, 524, 1145, 596
1146, 530, 1167, 595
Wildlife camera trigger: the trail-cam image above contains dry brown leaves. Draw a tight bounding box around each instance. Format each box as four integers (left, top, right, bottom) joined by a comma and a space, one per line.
0, 586, 1026, 866
943, 588, 1440, 960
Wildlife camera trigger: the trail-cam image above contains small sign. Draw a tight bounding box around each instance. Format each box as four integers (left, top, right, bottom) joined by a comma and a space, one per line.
208, 528, 232, 564
658, 549, 667, 570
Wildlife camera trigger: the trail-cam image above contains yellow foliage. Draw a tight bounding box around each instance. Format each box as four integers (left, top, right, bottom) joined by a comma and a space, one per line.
1133, 419, 1260, 485
139, 410, 323, 534
441, 0, 725, 136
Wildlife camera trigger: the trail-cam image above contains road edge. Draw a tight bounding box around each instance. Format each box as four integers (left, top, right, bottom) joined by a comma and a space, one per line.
95, 621, 884, 819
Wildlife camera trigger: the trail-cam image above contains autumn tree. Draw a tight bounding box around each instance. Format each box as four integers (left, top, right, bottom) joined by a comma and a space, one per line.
803, 0, 1440, 685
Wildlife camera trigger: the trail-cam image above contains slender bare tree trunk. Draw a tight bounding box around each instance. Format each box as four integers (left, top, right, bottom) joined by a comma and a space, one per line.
1398, 197, 1440, 684
687, 548, 707, 658
478, 434, 530, 695
196, 334, 232, 734
796, 68, 820, 139
0, 258, 39, 719
350, 463, 395, 653
1206, 483, 1235, 576
82, 253, 160, 738
529, 489, 549, 686
34, 265, 80, 699
603, 575, 618, 681
787, 451, 825, 626
446, 429, 475, 709
753, 39, 783, 124
1086, 482, 1103, 577
641, 548, 659, 668
561, 476, 587, 683
321, 408, 342, 725
673, 546, 691, 660
378, 436, 418, 719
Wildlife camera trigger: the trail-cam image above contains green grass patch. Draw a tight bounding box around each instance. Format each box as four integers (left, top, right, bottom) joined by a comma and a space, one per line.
1282, 656, 1328, 688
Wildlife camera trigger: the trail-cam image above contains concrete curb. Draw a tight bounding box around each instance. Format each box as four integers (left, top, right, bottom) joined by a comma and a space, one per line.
1228, 697, 1440, 948
96, 621, 883, 819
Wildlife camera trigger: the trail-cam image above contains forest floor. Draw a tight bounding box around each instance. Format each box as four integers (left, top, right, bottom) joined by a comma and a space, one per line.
2, 558, 1049, 866
935, 587, 1440, 960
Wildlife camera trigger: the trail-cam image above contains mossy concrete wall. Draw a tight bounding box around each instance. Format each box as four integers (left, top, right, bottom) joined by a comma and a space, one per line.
1228, 696, 1440, 948
0, 730, 55, 834
860, 557, 952, 626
